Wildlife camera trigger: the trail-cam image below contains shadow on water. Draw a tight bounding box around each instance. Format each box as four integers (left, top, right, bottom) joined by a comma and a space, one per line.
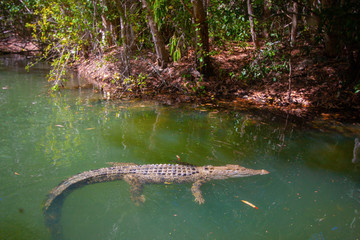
43, 197, 65, 240
0, 54, 49, 74
280, 132, 360, 176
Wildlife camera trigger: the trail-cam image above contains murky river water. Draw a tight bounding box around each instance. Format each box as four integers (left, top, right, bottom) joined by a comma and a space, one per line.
1, 55, 360, 240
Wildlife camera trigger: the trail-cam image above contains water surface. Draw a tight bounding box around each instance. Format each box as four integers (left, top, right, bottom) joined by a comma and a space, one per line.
1, 55, 359, 240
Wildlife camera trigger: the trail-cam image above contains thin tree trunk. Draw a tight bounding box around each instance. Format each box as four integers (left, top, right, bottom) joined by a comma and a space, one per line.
191, 0, 211, 76
140, 0, 169, 68
290, 1, 298, 47
247, 0, 259, 48
352, 138, 360, 164
263, 0, 271, 39
288, 57, 292, 103
115, 0, 132, 76
321, 0, 340, 57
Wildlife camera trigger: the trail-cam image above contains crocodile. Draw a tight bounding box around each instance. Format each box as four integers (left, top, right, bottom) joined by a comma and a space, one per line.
43, 163, 269, 238
44, 162, 269, 211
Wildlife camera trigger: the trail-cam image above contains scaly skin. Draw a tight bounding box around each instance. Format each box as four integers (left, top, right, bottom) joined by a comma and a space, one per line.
44, 163, 269, 211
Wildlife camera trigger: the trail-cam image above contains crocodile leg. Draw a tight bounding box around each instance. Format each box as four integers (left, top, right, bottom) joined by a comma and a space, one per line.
191, 179, 207, 204
124, 175, 145, 205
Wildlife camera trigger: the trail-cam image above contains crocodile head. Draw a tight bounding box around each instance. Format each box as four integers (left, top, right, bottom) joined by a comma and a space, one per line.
205, 164, 269, 179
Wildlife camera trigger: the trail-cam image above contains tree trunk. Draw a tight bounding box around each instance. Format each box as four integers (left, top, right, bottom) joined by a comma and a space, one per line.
191, 0, 211, 76
115, 0, 133, 76
140, 0, 169, 68
290, 1, 298, 47
247, 0, 259, 48
321, 0, 341, 57
263, 0, 271, 39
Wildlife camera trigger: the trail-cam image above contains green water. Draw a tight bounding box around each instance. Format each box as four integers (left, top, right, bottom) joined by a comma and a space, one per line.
1, 55, 360, 240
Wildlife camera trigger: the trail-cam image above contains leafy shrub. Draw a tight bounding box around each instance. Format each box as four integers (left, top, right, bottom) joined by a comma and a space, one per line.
237, 42, 289, 83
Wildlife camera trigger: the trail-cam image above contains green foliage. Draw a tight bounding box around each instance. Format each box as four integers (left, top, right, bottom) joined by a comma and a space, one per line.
237, 42, 289, 83
23, 0, 136, 90
153, 0, 168, 27
355, 84, 360, 94
208, 1, 250, 42
110, 72, 121, 85
51, 83, 60, 92
152, 0, 193, 61
169, 34, 184, 62
3, 0, 359, 97
25, 0, 100, 89
182, 72, 206, 95
123, 73, 148, 93
0, 0, 36, 37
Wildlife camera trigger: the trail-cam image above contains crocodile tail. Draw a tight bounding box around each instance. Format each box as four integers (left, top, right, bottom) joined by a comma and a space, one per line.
44, 171, 93, 212
43, 171, 94, 239
43, 167, 123, 238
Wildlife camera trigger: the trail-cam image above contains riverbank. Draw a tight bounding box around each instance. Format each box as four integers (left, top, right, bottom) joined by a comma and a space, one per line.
1, 36, 359, 121
72, 42, 359, 121
0, 35, 39, 54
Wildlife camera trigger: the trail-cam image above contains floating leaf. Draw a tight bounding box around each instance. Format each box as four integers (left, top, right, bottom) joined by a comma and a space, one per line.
241, 200, 259, 209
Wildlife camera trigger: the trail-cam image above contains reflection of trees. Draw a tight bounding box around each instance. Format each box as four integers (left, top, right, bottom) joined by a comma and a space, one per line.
104, 106, 296, 166
286, 132, 358, 173
34, 93, 112, 166
35, 92, 297, 168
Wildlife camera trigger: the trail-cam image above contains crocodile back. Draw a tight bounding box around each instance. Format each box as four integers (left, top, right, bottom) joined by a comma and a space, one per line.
120, 164, 201, 183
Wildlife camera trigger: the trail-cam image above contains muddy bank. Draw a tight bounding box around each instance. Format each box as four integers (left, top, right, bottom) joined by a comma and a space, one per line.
72, 43, 359, 121
0, 35, 39, 54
